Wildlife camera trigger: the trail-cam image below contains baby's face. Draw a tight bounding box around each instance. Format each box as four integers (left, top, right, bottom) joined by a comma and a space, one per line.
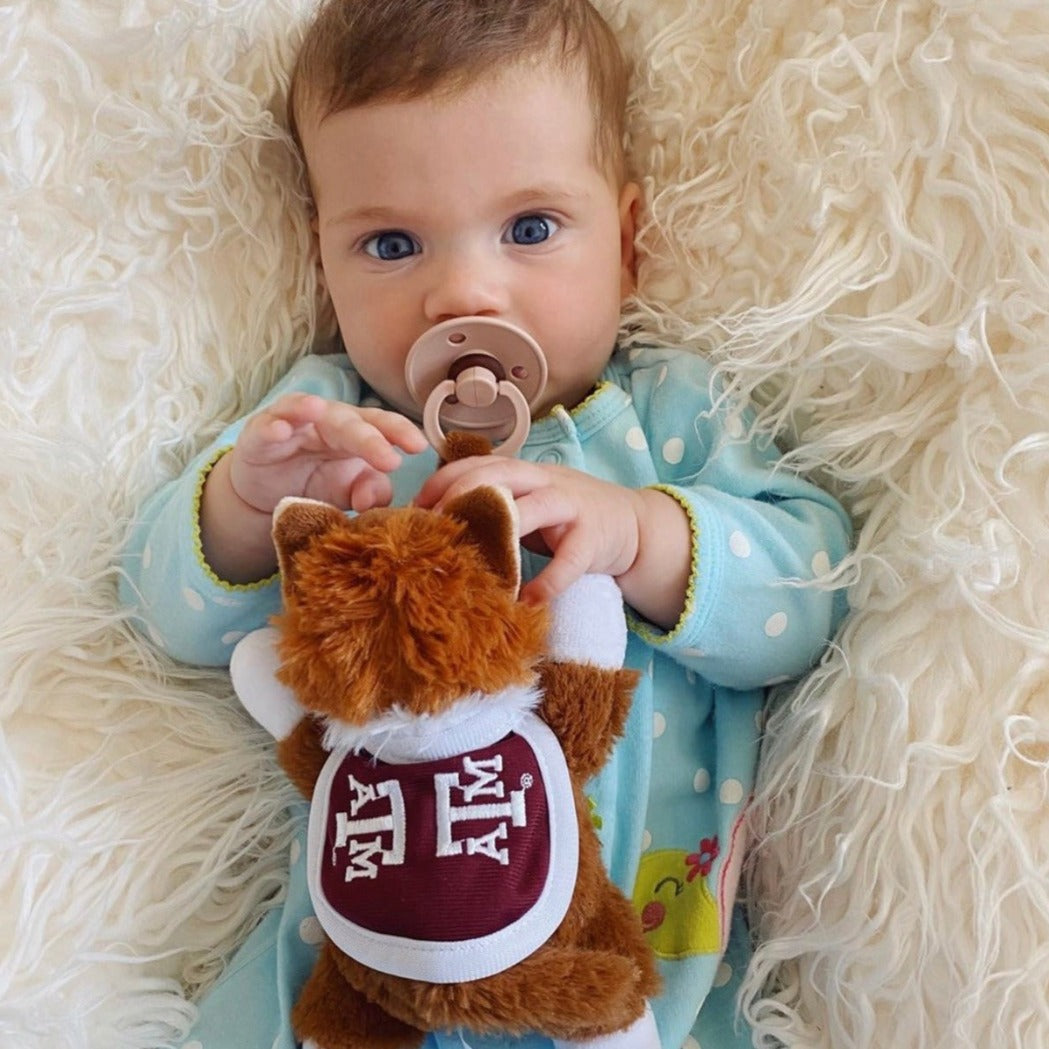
302, 63, 638, 419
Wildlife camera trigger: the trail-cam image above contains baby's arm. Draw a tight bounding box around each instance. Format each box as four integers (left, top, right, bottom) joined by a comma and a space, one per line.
417, 347, 852, 690
621, 348, 854, 689
119, 355, 424, 665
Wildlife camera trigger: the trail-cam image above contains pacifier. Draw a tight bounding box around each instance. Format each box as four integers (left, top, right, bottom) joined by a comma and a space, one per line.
404, 317, 548, 458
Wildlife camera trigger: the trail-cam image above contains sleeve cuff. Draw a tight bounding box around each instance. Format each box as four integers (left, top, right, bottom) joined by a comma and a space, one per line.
625, 484, 719, 655
188, 446, 279, 593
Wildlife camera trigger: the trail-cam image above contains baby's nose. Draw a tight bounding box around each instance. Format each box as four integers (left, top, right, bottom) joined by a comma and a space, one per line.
423, 252, 508, 323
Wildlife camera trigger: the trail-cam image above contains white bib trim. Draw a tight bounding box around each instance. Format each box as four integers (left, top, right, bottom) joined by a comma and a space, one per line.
321, 682, 542, 763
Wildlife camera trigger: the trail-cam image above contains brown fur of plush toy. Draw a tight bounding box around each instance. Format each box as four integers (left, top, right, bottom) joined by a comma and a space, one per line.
269, 486, 659, 1049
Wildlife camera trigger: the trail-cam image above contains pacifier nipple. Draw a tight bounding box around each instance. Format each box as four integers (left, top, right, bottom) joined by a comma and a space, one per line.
449, 353, 504, 408
404, 318, 548, 458
455, 367, 499, 407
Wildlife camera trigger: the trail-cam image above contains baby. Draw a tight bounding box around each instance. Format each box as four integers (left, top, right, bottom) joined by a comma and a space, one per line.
120, 1, 853, 1046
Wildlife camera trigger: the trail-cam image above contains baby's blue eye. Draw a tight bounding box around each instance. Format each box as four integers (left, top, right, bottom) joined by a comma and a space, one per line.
363, 231, 418, 260
508, 214, 558, 245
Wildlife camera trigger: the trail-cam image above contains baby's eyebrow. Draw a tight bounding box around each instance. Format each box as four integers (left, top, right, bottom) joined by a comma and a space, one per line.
325, 205, 406, 230
501, 186, 589, 211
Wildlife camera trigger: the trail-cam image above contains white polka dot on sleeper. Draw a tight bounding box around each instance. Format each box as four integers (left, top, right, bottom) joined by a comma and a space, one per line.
290, 838, 302, 865
657, 364, 668, 386
653, 711, 667, 738
642, 828, 652, 850
719, 778, 744, 805
299, 916, 324, 945
683, 1037, 702, 1049
694, 768, 711, 793
728, 530, 751, 558
142, 543, 152, 570
714, 961, 733, 987
221, 631, 245, 646
626, 426, 648, 451
182, 587, 205, 611
812, 550, 831, 576
662, 436, 685, 464
764, 611, 788, 638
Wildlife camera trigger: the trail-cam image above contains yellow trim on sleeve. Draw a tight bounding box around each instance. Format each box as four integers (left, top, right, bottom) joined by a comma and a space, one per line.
191, 446, 279, 592
626, 484, 699, 646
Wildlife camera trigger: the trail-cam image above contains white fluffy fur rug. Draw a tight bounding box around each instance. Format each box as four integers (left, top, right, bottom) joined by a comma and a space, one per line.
3, 1, 1048, 1047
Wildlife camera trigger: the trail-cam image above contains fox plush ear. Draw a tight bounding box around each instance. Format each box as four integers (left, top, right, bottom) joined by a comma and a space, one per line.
443, 485, 521, 595
271, 496, 346, 596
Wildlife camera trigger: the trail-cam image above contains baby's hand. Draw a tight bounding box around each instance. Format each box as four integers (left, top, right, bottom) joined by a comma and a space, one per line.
415, 456, 645, 604
230, 393, 428, 514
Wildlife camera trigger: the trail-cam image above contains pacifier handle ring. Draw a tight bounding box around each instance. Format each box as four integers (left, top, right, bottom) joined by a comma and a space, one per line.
423, 378, 532, 459
405, 317, 547, 457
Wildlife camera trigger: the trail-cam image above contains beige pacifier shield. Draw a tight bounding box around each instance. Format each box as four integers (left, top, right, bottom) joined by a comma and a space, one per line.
404, 317, 547, 453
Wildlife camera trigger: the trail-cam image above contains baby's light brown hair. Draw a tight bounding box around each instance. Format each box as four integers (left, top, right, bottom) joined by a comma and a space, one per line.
288, 0, 630, 184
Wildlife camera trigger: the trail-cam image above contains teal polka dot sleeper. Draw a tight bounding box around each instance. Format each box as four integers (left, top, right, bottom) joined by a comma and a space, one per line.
120, 344, 852, 1049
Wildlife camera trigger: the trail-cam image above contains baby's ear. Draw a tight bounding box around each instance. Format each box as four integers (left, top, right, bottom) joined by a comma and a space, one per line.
272, 497, 346, 596
444, 485, 521, 595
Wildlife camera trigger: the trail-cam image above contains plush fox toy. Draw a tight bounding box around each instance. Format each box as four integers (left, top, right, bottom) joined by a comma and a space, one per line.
230, 478, 660, 1049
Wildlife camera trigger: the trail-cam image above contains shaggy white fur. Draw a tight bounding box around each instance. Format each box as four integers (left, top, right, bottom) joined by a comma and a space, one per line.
2, 1, 1048, 1048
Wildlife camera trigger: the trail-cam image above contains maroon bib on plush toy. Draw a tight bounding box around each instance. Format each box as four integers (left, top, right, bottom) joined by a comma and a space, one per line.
306, 702, 578, 983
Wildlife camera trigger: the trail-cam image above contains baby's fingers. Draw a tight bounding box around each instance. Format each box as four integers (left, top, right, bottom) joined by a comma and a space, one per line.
520, 528, 592, 605
417, 456, 545, 509
313, 403, 428, 470
358, 406, 429, 455
237, 394, 324, 452
302, 457, 392, 512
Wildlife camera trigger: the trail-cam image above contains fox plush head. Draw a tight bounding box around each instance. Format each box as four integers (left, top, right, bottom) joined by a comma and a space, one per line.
230, 482, 660, 1049
270, 487, 549, 721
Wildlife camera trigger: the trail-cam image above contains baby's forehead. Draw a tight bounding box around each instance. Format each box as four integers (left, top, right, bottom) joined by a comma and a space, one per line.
299, 62, 616, 190
301, 55, 584, 131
